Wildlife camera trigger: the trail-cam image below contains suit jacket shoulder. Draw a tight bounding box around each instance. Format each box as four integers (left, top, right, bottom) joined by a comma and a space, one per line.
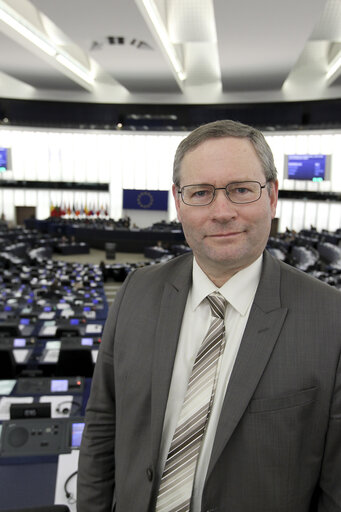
259, 250, 341, 310
116, 252, 193, 307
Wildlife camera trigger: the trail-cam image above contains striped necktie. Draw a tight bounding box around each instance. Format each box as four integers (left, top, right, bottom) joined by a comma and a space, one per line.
155, 292, 227, 512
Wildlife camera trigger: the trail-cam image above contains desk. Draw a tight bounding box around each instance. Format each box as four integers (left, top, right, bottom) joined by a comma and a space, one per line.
25, 219, 186, 252
0, 457, 59, 510
0, 379, 91, 510
0, 451, 78, 511
0, 448, 79, 511
55, 243, 89, 255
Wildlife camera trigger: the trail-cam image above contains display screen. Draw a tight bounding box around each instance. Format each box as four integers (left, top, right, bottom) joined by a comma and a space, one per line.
13, 338, 26, 347
50, 379, 68, 392
81, 337, 93, 346
284, 154, 331, 181
0, 148, 9, 172
71, 422, 85, 448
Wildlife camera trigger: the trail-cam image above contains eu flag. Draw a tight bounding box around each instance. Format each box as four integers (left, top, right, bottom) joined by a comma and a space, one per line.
123, 189, 169, 211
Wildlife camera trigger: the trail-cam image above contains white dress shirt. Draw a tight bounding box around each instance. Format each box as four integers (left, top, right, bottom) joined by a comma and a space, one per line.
158, 255, 263, 511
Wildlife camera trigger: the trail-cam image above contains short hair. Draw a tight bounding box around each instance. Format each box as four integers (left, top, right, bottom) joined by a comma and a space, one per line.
173, 119, 277, 186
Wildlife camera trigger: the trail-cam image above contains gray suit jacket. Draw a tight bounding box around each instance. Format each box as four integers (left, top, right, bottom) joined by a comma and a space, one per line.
77, 251, 341, 512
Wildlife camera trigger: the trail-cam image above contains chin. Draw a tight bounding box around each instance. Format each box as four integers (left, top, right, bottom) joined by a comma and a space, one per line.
206, 245, 256, 267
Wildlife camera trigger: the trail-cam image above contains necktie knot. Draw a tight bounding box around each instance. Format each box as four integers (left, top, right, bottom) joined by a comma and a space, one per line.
207, 292, 227, 319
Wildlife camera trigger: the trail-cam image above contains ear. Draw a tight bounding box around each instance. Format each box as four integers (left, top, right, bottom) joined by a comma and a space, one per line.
269, 180, 279, 219
172, 184, 182, 223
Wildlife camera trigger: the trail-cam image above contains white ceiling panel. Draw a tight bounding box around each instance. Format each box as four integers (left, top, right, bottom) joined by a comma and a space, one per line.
215, 0, 328, 91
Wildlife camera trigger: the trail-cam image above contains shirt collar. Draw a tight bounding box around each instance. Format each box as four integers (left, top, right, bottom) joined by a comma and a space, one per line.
191, 254, 263, 316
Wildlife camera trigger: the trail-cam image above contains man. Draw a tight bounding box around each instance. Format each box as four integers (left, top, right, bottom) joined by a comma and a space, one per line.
77, 120, 341, 512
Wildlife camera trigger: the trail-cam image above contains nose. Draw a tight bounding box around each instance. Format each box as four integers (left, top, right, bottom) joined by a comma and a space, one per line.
209, 188, 237, 220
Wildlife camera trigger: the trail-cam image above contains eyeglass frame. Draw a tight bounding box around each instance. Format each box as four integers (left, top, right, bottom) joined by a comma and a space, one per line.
177, 180, 269, 206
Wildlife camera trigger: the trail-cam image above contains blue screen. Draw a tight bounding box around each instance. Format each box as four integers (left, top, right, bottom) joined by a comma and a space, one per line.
81, 337, 93, 346
51, 379, 68, 392
71, 422, 85, 448
0, 148, 8, 172
14, 338, 26, 347
287, 155, 327, 181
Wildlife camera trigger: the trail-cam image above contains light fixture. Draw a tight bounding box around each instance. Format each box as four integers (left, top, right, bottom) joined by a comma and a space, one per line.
0, 0, 94, 89
326, 52, 341, 84
0, 1, 56, 56
56, 54, 94, 86
135, 0, 186, 84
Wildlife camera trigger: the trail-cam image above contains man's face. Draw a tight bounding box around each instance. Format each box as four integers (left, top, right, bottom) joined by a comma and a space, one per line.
173, 137, 278, 284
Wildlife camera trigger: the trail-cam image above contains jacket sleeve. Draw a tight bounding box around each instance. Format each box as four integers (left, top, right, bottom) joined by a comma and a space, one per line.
77, 271, 135, 512
318, 349, 341, 511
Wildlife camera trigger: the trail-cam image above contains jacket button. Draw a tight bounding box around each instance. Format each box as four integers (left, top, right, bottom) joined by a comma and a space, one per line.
146, 467, 154, 481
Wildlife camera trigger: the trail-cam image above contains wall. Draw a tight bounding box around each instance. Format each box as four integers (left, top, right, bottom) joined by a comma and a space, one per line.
0, 126, 341, 232
122, 209, 170, 229
0, 127, 182, 227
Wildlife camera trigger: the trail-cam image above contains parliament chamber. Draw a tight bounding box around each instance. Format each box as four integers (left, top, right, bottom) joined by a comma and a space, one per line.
1, 1, 341, 508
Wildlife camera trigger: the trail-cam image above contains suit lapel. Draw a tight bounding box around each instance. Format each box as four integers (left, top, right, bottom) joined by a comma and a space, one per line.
151, 255, 193, 464
206, 251, 288, 479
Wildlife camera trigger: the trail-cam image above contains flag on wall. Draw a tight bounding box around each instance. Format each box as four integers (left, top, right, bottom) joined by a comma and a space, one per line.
123, 189, 168, 211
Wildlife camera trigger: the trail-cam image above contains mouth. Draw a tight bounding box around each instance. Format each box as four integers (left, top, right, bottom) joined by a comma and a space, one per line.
207, 231, 242, 238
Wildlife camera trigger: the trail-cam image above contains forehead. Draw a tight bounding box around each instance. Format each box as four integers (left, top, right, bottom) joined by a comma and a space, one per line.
183, 136, 261, 165
180, 136, 264, 183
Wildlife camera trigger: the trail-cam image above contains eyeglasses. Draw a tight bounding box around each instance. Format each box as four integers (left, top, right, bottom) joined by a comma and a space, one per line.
178, 181, 267, 206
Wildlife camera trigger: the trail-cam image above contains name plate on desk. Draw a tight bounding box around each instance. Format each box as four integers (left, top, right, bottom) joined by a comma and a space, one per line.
85, 323, 103, 334
10, 402, 51, 419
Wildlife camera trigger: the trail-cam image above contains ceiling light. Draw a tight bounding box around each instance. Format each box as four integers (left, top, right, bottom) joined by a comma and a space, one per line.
135, 0, 186, 83
0, 0, 94, 89
56, 54, 94, 86
326, 52, 341, 83
0, 1, 56, 56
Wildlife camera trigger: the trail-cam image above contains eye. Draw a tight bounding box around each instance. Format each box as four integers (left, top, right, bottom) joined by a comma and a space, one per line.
229, 184, 254, 195
192, 188, 210, 197
187, 186, 212, 198
230, 186, 250, 195
182, 185, 214, 204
